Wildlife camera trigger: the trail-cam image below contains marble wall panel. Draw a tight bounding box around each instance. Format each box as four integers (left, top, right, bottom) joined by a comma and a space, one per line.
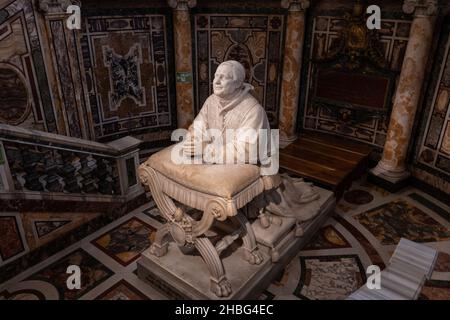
301, 14, 411, 147
414, 21, 450, 188
81, 14, 176, 140
0, 0, 55, 132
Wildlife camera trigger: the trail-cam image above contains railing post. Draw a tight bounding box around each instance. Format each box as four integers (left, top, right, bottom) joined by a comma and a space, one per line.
108, 137, 144, 200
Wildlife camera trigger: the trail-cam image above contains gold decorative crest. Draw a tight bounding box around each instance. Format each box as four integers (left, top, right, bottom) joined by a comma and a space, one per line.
324, 0, 387, 70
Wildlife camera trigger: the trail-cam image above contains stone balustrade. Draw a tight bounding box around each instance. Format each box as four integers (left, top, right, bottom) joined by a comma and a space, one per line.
0, 124, 143, 201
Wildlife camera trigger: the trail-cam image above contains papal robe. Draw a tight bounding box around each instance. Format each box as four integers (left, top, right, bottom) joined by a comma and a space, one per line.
186, 83, 320, 221
189, 83, 272, 166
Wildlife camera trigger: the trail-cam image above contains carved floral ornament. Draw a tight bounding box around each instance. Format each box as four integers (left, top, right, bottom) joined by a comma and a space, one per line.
403, 0, 439, 17
37, 0, 81, 14
281, 0, 310, 12
316, 1, 388, 71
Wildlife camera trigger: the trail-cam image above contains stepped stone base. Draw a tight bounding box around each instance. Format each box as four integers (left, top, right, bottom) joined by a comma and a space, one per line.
137, 188, 335, 300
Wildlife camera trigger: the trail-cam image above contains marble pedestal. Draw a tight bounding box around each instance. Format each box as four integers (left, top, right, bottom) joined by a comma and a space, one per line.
137, 188, 335, 300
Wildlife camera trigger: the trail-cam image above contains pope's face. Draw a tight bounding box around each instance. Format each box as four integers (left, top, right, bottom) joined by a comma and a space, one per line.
213, 65, 239, 98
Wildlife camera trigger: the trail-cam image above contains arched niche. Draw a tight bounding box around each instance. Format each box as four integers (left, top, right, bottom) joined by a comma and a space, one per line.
0, 63, 31, 125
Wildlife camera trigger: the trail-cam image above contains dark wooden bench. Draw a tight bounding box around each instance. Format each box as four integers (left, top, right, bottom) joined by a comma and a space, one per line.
280, 131, 373, 199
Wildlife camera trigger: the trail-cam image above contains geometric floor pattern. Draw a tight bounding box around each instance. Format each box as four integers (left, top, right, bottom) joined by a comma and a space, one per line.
91, 217, 156, 267
1, 177, 449, 300
354, 199, 450, 245
293, 254, 367, 300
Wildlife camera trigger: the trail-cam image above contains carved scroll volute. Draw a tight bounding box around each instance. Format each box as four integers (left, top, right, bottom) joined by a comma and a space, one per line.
167, 0, 197, 10
192, 198, 237, 237
192, 199, 227, 238
137, 163, 176, 222
137, 162, 151, 186
206, 199, 227, 222
403, 0, 438, 16
280, 0, 310, 11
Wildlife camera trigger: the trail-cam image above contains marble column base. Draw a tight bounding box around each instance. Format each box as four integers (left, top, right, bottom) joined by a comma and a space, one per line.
369, 162, 411, 192
137, 188, 335, 299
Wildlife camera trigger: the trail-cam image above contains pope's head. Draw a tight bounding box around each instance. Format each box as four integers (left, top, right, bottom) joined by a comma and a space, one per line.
213, 60, 245, 99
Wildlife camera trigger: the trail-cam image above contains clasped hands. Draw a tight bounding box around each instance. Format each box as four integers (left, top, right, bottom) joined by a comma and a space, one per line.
182, 135, 209, 158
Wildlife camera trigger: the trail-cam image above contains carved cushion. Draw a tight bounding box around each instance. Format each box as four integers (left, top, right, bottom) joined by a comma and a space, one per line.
147, 145, 261, 198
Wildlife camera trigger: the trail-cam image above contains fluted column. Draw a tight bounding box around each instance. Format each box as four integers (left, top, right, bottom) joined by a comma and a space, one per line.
168, 0, 196, 129
278, 0, 309, 147
371, 0, 438, 187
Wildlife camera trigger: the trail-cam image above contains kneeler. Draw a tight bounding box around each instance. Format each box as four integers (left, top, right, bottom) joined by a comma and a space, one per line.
138, 145, 279, 297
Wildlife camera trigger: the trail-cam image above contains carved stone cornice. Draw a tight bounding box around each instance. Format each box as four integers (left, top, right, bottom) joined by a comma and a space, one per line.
403, 0, 438, 17
167, 0, 196, 11
37, 0, 80, 15
281, 0, 310, 12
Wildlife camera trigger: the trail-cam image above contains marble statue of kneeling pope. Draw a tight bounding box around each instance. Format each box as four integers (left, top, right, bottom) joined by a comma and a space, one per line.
179, 60, 320, 225
138, 60, 324, 298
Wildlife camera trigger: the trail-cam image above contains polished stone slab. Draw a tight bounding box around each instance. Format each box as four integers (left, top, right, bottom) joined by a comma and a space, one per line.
138, 242, 272, 300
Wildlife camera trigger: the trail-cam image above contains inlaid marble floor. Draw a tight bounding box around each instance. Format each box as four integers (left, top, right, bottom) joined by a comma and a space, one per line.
1, 178, 449, 300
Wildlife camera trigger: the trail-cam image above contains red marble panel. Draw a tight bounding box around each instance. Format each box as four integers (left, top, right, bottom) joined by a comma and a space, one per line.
0, 216, 24, 261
